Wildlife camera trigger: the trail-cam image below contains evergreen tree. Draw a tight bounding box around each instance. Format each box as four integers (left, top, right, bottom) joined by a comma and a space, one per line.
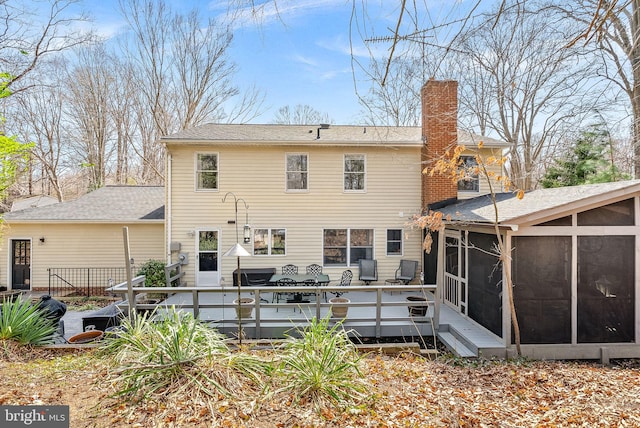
540, 126, 630, 188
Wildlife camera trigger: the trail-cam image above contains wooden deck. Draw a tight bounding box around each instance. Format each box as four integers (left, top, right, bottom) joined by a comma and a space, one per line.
159, 287, 437, 341
109, 279, 507, 357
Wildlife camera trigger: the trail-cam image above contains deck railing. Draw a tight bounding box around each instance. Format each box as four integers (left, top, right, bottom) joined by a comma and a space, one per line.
47, 267, 135, 297
108, 280, 438, 339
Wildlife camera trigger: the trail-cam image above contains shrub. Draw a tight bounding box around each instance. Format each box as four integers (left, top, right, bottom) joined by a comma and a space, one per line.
101, 307, 269, 401
136, 259, 167, 287
276, 315, 368, 409
0, 298, 57, 345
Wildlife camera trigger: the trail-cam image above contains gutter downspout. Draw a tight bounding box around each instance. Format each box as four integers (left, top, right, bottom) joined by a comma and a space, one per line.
167, 151, 172, 265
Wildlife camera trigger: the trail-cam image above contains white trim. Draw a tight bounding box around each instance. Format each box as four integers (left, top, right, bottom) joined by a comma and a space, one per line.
194, 152, 219, 192
385, 228, 404, 256
285, 152, 309, 192
343, 153, 366, 193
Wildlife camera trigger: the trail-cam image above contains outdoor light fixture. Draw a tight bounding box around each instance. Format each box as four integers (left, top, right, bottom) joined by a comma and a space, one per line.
243, 207, 251, 244
243, 224, 251, 244
39, 237, 45, 243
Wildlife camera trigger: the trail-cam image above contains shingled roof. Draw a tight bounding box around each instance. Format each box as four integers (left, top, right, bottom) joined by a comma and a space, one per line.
161, 124, 507, 148
3, 186, 164, 222
437, 180, 640, 226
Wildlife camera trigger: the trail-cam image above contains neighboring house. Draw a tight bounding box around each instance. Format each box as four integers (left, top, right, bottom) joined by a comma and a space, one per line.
435, 180, 640, 360
11, 195, 59, 211
161, 80, 508, 289
0, 186, 164, 293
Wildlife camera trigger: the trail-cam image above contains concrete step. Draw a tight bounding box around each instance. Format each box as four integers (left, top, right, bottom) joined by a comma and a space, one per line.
437, 331, 477, 358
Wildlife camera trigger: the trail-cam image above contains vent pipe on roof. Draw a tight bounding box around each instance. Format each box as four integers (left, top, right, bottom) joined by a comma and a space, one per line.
316, 123, 330, 139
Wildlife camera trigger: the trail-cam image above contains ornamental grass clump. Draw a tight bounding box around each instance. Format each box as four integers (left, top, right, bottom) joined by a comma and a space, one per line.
0, 298, 57, 345
101, 307, 270, 402
277, 315, 368, 409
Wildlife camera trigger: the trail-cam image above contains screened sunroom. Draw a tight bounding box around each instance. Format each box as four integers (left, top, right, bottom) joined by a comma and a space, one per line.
435, 180, 640, 360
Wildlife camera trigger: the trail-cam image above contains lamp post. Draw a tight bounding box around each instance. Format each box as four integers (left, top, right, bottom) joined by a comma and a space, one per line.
222, 192, 250, 345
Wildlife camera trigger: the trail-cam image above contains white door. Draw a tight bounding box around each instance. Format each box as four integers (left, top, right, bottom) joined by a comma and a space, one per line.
443, 230, 468, 314
196, 230, 220, 286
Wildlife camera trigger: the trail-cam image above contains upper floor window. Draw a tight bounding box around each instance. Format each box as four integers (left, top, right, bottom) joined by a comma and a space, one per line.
253, 228, 286, 256
323, 228, 374, 266
387, 229, 403, 255
196, 153, 218, 190
344, 154, 366, 191
458, 155, 479, 192
286, 153, 308, 191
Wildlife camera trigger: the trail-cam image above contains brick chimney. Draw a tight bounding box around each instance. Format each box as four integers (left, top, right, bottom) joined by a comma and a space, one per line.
421, 79, 458, 210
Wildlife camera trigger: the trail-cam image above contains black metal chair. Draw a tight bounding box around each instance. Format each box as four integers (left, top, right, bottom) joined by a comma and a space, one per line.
358, 259, 377, 285
282, 264, 298, 275
305, 264, 323, 276
300, 278, 318, 306
242, 272, 267, 286
273, 277, 297, 311
330, 269, 353, 299
243, 273, 269, 303
395, 259, 419, 284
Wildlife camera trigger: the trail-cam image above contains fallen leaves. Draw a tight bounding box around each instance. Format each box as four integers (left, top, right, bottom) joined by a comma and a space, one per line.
1, 348, 640, 427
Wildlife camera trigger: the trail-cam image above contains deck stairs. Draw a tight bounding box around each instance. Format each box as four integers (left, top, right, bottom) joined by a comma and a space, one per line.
437, 324, 478, 358
436, 304, 507, 358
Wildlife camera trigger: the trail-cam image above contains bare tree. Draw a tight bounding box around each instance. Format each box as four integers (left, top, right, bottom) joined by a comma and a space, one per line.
454, 3, 601, 190
358, 55, 436, 127
0, 0, 94, 94
550, 0, 640, 177
12, 68, 68, 201
118, 0, 263, 182
65, 46, 116, 191
272, 104, 333, 125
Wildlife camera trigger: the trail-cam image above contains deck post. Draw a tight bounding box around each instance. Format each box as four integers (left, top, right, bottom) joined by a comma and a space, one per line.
376, 288, 382, 338
255, 291, 261, 338
192, 289, 199, 318
123, 227, 135, 316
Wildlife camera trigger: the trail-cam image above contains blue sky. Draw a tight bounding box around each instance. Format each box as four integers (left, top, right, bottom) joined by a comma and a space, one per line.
84, 0, 475, 124
222, 0, 369, 124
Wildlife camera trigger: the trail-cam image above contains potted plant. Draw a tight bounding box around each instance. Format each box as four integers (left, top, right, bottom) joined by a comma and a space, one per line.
329, 297, 350, 318
406, 295, 428, 316
233, 297, 255, 319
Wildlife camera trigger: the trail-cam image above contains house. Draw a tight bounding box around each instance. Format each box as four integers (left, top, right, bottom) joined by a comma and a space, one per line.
0, 186, 164, 294
434, 180, 640, 360
160, 80, 507, 289
10, 195, 59, 212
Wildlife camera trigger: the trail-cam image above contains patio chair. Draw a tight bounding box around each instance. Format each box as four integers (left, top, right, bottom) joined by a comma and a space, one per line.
282, 264, 298, 275
242, 273, 269, 303
395, 259, 419, 284
273, 277, 297, 311
305, 263, 323, 276
358, 259, 378, 285
300, 278, 318, 305
329, 269, 353, 299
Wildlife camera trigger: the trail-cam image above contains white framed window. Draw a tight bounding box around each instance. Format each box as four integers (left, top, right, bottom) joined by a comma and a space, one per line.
253, 228, 286, 256
286, 153, 308, 191
196, 153, 218, 190
323, 228, 374, 266
458, 155, 479, 192
344, 154, 366, 191
387, 229, 403, 255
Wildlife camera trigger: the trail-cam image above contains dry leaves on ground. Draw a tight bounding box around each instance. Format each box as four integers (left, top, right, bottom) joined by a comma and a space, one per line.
1, 346, 640, 427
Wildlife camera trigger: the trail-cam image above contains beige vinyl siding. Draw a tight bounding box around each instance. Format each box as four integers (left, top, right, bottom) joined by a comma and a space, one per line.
168, 144, 424, 285
0, 223, 163, 290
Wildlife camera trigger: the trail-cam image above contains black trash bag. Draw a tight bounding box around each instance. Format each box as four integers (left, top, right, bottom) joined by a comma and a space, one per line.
36, 295, 67, 323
